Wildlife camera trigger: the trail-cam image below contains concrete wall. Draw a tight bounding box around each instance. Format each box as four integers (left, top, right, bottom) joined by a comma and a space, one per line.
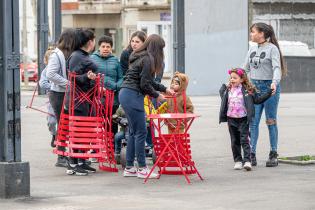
281, 56, 315, 93
280, 19, 315, 49
185, 0, 248, 95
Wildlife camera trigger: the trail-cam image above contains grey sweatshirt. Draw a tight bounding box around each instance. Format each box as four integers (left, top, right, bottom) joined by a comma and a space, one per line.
46, 48, 68, 92
243, 43, 281, 84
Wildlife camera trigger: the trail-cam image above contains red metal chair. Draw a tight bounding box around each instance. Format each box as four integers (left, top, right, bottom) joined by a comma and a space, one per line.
146, 93, 203, 184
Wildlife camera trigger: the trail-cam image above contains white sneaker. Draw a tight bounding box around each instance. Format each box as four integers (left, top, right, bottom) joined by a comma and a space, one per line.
123, 167, 138, 177
234, 161, 243, 170
243, 162, 252, 171
137, 167, 159, 179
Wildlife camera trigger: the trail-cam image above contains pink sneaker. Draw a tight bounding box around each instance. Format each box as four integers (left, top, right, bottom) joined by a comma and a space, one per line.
137, 167, 159, 179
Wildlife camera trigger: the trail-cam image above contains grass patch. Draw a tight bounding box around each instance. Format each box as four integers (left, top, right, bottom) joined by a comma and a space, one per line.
279, 155, 315, 165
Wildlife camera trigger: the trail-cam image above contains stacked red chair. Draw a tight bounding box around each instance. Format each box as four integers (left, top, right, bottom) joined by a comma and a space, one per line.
53, 72, 118, 172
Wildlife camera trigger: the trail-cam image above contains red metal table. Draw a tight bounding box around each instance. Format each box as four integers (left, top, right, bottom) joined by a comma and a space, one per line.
145, 113, 203, 184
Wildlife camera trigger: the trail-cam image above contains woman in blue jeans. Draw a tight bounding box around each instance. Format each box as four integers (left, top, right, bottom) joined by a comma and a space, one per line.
243, 23, 287, 167
119, 34, 174, 179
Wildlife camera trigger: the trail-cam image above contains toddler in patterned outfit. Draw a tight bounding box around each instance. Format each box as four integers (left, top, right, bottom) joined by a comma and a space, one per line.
219, 68, 272, 171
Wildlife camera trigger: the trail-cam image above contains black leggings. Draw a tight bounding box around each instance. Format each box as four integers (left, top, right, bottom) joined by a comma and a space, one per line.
48, 91, 65, 123
227, 117, 251, 162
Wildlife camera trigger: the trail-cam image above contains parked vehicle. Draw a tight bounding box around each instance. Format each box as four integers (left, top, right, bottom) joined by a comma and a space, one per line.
20, 53, 38, 82
20, 62, 38, 82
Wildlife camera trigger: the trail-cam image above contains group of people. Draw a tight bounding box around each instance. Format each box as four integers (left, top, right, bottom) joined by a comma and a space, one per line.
40, 28, 193, 178
220, 22, 286, 171
40, 21, 284, 178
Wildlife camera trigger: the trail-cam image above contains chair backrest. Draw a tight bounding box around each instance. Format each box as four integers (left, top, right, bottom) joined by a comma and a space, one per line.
164, 91, 187, 113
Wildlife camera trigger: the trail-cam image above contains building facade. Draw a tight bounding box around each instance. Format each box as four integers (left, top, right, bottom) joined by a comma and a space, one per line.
61, 0, 171, 70
250, 0, 315, 55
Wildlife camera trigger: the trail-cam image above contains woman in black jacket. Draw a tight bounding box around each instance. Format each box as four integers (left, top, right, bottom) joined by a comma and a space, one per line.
120, 31, 147, 76
120, 31, 164, 150
65, 29, 98, 176
120, 31, 164, 83
119, 34, 174, 179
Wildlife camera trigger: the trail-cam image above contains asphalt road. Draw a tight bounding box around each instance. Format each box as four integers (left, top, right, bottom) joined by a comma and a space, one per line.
1, 91, 315, 210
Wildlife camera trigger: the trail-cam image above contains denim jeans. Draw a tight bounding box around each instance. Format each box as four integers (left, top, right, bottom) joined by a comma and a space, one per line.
111, 105, 119, 135
114, 131, 125, 154
119, 88, 147, 168
250, 80, 280, 154
146, 126, 153, 148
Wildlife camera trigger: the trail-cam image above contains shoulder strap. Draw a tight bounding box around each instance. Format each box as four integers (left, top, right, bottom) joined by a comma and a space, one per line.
52, 52, 63, 76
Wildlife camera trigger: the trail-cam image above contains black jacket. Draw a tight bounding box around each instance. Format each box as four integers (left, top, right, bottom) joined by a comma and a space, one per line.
120, 51, 166, 98
120, 48, 132, 76
219, 84, 272, 124
68, 49, 97, 92
65, 49, 97, 115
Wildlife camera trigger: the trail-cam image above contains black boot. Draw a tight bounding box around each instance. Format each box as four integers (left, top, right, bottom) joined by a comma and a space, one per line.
51, 135, 56, 148
266, 151, 278, 167
251, 153, 257, 166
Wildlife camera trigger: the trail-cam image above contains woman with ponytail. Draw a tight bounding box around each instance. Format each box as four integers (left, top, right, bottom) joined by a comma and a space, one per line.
243, 23, 286, 167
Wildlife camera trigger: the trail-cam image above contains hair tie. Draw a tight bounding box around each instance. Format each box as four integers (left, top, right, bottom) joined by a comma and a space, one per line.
237, 69, 244, 76
228, 68, 245, 77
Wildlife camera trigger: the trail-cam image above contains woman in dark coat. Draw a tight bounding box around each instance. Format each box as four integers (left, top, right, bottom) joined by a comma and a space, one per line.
119, 34, 174, 179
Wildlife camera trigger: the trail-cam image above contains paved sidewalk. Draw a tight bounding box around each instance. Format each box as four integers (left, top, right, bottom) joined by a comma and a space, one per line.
1, 91, 315, 210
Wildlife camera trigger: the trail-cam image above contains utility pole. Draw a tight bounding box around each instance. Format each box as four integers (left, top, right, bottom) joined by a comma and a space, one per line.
37, 0, 49, 95
0, 0, 30, 198
172, 0, 185, 73
22, 0, 29, 86
52, 0, 62, 44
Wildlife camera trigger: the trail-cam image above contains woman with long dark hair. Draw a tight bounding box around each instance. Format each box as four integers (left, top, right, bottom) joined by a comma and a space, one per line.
244, 23, 287, 167
46, 28, 77, 167
119, 34, 174, 179
120, 31, 147, 75
65, 29, 98, 176
120, 30, 164, 81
